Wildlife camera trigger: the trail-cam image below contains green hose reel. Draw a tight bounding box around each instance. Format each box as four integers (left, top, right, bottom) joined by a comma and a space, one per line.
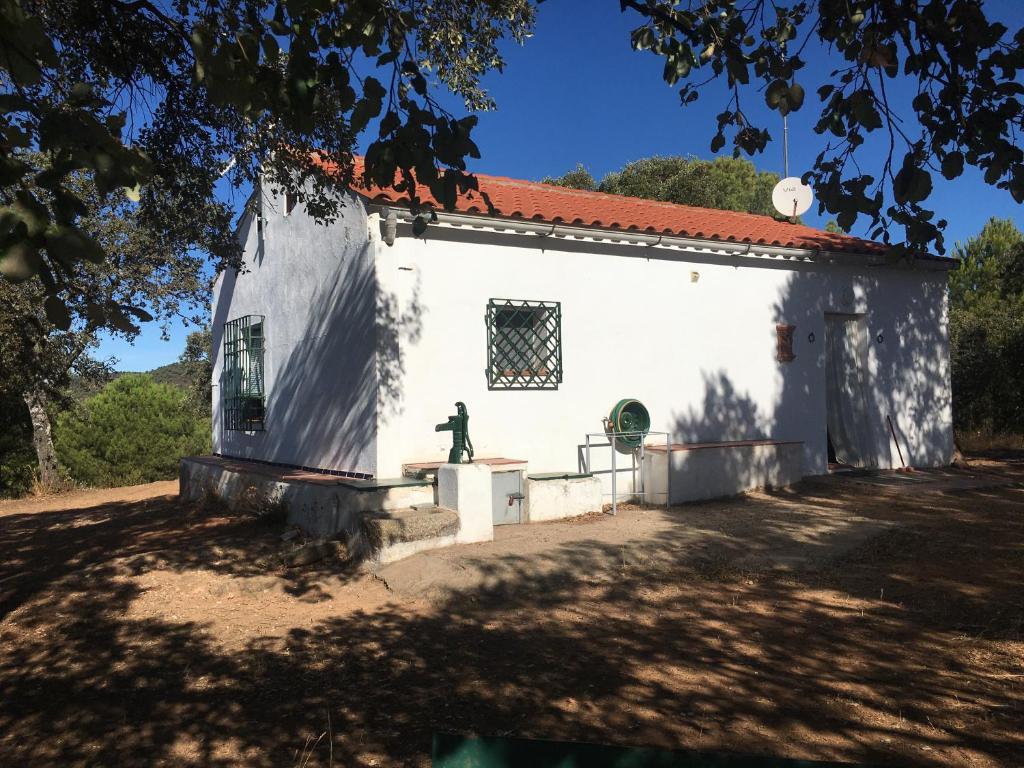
607, 398, 651, 452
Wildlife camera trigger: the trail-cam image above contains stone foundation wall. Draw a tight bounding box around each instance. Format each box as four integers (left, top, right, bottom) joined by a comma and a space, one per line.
179, 458, 434, 539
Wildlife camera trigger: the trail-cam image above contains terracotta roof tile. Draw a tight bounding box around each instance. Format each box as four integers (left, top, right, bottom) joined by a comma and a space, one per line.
326, 156, 892, 256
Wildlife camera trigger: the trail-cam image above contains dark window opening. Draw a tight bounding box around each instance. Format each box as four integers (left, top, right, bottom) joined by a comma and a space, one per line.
222, 315, 266, 431
486, 299, 562, 390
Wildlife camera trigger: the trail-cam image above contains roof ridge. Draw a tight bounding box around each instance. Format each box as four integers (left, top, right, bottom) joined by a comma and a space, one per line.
490, 175, 825, 229
338, 154, 890, 254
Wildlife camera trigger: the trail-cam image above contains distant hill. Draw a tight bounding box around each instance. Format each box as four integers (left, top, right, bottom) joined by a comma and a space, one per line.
142, 361, 192, 389
69, 361, 192, 401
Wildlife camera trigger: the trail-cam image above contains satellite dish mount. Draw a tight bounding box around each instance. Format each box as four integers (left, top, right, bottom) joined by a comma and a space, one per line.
772, 45, 814, 220
772, 177, 813, 218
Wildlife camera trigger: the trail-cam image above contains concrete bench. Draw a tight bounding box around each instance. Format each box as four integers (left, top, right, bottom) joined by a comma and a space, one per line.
641, 439, 804, 505
179, 456, 435, 537
525, 472, 603, 522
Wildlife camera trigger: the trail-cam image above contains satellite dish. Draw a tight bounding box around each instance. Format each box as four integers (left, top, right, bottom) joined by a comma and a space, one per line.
772, 177, 813, 218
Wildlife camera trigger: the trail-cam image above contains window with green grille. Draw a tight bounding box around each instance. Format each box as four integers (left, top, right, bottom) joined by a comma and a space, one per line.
486, 299, 562, 390
222, 315, 266, 431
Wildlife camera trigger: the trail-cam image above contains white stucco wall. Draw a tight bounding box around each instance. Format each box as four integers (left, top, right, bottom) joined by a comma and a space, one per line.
374, 219, 953, 490
215, 195, 953, 491
211, 188, 379, 475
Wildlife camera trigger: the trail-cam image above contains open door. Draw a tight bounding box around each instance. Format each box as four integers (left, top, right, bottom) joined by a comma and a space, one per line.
824, 314, 876, 468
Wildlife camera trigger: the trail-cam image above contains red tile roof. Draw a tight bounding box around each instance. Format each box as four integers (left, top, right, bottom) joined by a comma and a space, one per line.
331, 157, 889, 255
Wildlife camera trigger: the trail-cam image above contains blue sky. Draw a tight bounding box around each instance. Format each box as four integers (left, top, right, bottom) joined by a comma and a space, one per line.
100, 0, 1024, 370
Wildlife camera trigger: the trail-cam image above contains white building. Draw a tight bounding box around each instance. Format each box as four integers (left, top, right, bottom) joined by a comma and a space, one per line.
204, 158, 954, 525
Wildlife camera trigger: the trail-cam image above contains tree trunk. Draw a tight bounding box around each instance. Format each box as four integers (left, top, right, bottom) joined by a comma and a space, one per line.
23, 387, 60, 490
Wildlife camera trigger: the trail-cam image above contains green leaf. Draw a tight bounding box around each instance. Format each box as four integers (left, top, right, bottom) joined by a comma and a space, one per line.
45, 225, 107, 265
262, 33, 280, 60
44, 295, 72, 330
765, 79, 788, 108
125, 305, 154, 322
0, 240, 43, 282
849, 91, 882, 131
107, 306, 141, 335
379, 110, 400, 138
941, 152, 965, 180
837, 208, 857, 232
787, 83, 805, 111
630, 27, 656, 51
51, 189, 89, 223
0, 93, 32, 111
12, 192, 50, 237
363, 76, 385, 101
893, 157, 932, 205
725, 57, 748, 85
4, 50, 43, 87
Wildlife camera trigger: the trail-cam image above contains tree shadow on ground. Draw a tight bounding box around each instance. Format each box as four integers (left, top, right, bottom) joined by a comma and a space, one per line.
0, 493, 359, 617
0, 469, 1022, 767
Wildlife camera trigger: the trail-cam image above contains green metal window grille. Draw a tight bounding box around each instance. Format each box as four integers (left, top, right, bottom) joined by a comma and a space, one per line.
222, 315, 266, 431
486, 299, 562, 390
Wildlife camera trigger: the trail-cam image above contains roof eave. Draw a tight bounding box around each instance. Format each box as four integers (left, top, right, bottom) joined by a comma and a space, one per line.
363, 200, 956, 272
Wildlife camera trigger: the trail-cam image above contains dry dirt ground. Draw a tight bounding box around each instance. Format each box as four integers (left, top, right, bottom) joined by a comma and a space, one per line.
0, 457, 1022, 767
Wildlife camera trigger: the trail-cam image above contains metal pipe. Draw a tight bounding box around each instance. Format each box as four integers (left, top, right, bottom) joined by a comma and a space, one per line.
665, 433, 671, 508
611, 439, 617, 516
585, 430, 670, 509
638, 440, 645, 501
783, 114, 789, 179
631, 447, 636, 500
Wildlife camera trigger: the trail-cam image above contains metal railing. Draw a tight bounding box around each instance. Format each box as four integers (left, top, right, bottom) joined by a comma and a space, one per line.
583, 430, 671, 515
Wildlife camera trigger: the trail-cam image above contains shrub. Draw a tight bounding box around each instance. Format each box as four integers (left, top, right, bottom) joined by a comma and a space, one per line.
949, 218, 1024, 439
950, 307, 1024, 437
0, 392, 35, 498
55, 373, 210, 487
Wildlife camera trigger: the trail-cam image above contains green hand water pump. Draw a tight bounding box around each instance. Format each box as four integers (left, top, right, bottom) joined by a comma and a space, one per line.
435, 401, 474, 464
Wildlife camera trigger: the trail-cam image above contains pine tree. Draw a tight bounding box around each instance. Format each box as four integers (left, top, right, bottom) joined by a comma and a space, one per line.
54, 374, 209, 487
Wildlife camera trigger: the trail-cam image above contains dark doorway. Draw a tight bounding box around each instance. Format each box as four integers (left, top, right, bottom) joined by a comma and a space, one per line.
824, 314, 875, 468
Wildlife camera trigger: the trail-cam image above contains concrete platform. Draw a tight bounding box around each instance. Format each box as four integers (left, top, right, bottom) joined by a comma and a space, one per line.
642, 440, 804, 504
403, 457, 527, 480
365, 506, 461, 564
179, 456, 435, 539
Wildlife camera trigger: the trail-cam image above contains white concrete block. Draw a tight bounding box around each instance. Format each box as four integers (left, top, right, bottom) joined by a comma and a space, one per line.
643, 442, 804, 505
526, 476, 602, 522
438, 463, 494, 544
375, 534, 459, 564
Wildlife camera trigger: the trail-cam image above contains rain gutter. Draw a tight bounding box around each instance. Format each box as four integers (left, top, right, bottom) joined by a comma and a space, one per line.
370, 205, 955, 271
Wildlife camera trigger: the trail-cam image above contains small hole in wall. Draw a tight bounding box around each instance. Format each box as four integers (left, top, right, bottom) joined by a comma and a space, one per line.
877, 332, 884, 343
807, 332, 815, 343
690, 271, 700, 283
